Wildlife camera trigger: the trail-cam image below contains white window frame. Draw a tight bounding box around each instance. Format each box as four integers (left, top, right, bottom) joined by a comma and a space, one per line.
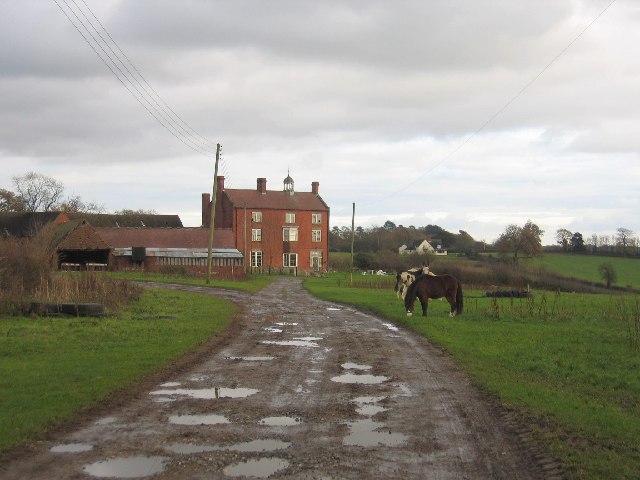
283, 227, 298, 242
312, 213, 322, 224
252, 228, 262, 242
312, 229, 321, 242
285, 212, 296, 224
283, 252, 298, 267
251, 250, 263, 267
251, 211, 262, 222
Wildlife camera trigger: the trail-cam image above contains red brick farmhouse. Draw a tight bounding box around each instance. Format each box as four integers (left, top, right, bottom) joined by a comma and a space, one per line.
202, 174, 329, 273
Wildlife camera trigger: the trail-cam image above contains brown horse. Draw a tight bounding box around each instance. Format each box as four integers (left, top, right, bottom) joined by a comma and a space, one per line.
404, 274, 463, 317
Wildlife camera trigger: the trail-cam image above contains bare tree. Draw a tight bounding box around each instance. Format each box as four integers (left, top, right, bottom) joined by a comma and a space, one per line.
495, 220, 544, 264
555, 228, 572, 252
616, 227, 635, 256
12, 172, 65, 212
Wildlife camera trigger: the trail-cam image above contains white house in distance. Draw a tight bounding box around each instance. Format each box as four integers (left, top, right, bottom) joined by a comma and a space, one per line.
398, 239, 447, 256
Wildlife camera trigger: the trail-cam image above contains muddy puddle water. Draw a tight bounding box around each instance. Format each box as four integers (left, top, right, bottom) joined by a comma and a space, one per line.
341, 362, 372, 370
83, 456, 166, 478
166, 439, 291, 455
149, 387, 259, 399
168, 414, 230, 425
223, 458, 289, 478
343, 419, 407, 447
261, 339, 319, 347
50, 443, 94, 453
225, 356, 275, 362
331, 373, 388, 384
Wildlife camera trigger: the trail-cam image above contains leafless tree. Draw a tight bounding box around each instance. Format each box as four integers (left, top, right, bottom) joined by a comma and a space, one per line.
12, 172, 65, 212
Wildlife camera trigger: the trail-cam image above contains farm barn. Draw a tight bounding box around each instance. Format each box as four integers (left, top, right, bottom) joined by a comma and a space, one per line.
202, 174, 330, 273
56, 222, 244, 278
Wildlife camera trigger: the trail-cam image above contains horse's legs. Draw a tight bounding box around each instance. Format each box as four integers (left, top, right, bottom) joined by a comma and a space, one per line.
419, 297, 428, 316
447, 289, 457, 317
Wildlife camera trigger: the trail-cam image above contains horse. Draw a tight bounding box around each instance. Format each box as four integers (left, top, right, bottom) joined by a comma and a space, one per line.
404, 274, 463, 317
394, 266, 434, 300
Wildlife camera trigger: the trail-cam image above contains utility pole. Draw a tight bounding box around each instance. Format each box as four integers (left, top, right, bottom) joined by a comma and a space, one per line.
243, 203, 247, 275
350, 202, 355, 287
206, 143, 221, 284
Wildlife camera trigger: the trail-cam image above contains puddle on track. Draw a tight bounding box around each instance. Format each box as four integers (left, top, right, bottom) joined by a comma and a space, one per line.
223, 458, 290, 478
258, 416, 303, 426
165, 439, 290, 455
382, 323, 399, 331
50, 443, 94, 453
264, 327, 283, 333
149, 387, 259, 399
168, 414, 230, 425
343, 419, 407, 447
83, 456, 167, 478
94, 417, 118, 426
274, 322, 298, 326
260, 339, 319, 348
331, 373, 389, 385
356, 404, 388, 416
341, 362, 372, 371
225, 356, 275, 362
326, 307, 341, 311
159, 382, 181, 387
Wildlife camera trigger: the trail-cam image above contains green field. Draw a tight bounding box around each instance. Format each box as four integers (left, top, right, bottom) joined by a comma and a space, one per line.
104, 271, 273, 292
531, 253, 640, 288
0, 288, 236, 451
304, 273, 640, 480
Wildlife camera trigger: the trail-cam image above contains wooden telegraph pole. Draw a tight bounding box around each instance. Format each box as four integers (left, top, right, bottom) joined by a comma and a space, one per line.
206, 143, 221, 284
350, 202, 355, 286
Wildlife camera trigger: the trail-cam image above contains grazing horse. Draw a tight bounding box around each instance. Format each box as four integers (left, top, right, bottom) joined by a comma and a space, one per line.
394, 266, 434, 300
404, 274, 463, 317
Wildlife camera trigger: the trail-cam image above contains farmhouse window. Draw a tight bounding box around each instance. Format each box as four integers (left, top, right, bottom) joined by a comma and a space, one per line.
252, 211, 262, 222
252, 228, 262, 242
285, 212, 296, 223
283, 227, 298, 242
312, 229, 321, 242
312, 213, 322, 224
283, 253, 298, 267
251, 250, 263, 267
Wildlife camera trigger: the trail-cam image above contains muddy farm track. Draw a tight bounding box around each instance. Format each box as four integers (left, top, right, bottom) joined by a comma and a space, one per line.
2, 278, 558, 479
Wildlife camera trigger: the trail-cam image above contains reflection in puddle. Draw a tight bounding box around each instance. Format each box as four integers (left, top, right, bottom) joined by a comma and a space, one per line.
50, 443, 94, 453
265, 327, 283, 333
275, 322, 298, 326
353, 396, 386, 404
94, 417, 117, 426
343, 419, 407, 447
331, 373, 389, 385
152, 397, 176, 403
382, 322, 399, 331
166, 439, 291, 455
341, 362, 372, 371
327, 307, 341, 311
259, 416, 303, 426
83, 456, 166, 478
356, 404, 388, 416
168, 414, 230, 425
223, 458, 289, 478
225, 356, 275, 362
159, 381, 181, 387
261, 339, 319, 348
149, 387, 259, 399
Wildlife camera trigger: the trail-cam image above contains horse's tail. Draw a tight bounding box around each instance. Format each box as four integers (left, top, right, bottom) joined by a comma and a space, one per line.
404, 278, 419, 313
456, 280, 464, 315
394, 273, 401, 293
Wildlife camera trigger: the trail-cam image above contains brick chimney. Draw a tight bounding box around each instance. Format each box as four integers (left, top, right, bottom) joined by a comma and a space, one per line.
257, 177, 267, 194
311, 181, 319, 195
217, 175, 225, 193
201, 193, 211, 227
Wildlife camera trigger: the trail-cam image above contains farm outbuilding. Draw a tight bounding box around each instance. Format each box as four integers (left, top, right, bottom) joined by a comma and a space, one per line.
57, 222, 244, 278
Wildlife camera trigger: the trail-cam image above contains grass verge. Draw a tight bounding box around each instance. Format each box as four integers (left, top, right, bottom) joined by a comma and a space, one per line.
0, 287, 236, 451
104, 271, 273, 293
304, 273, 640, 480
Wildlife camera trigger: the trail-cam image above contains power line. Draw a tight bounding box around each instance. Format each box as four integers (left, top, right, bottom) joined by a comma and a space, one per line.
365, 0, 618, 206
52, 0, 230, 179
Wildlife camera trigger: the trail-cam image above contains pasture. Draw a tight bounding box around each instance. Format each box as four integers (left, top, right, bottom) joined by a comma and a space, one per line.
0, 288, 236, 451
304, 273, 640, 480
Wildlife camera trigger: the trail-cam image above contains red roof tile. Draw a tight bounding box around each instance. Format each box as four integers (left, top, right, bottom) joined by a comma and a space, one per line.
94, 227, 235, 249
224, 189, 328, 211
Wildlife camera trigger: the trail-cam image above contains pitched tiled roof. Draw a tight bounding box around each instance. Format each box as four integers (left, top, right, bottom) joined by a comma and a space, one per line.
66, 213, 183, 228
57, 222, 111, 250
0, 212, 69, 237
93, 227, 234, 249
224, 189, 329, 211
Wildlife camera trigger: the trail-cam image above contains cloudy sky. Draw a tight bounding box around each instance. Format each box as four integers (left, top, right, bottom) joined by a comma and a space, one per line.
1, 0, 638, 244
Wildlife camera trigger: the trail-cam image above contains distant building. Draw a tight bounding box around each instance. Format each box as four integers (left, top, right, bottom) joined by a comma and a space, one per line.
202, 174, 330, 273
398, 239, 447, 256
